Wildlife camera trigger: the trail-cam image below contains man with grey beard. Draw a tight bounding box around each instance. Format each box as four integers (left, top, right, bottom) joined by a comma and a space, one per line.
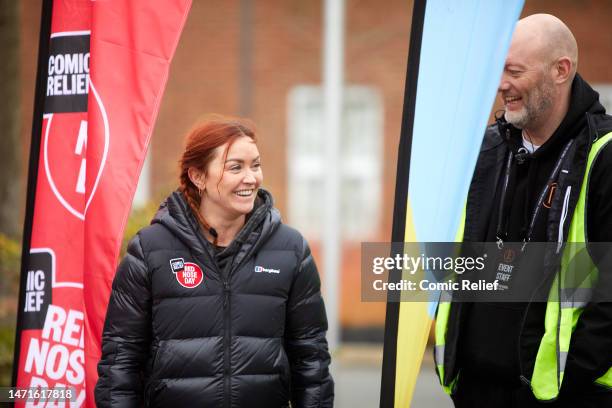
434, 14, 612, 407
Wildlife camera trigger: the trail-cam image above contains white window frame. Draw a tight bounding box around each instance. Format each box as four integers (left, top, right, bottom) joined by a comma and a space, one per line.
287, 85, 383, 240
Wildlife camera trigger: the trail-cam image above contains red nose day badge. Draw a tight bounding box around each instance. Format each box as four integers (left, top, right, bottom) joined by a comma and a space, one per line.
169, 258, 204, 288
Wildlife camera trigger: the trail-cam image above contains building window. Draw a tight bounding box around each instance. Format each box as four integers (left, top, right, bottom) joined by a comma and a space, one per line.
287, 85, 383, 240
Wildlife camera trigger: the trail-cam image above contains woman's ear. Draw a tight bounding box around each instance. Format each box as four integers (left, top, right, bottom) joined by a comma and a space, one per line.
187, 167, 206, 190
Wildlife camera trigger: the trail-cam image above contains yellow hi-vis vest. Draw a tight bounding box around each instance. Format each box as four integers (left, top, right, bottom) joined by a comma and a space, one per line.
435, 132, 612, 401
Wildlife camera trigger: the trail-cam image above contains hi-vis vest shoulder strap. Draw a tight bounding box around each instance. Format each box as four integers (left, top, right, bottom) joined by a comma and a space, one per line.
435, 131, 612, 400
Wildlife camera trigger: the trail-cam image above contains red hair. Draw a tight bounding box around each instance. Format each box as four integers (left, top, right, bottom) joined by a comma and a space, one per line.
178, 115, 257, 237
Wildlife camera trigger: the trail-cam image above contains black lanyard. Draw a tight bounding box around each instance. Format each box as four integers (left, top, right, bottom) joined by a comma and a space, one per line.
495, 139, 574, 250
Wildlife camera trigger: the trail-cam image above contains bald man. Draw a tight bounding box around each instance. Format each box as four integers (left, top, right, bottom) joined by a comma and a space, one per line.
434, 14, 612, 407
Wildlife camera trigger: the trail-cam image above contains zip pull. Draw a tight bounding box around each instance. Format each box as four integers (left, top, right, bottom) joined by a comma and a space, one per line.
496, 236, 504, 250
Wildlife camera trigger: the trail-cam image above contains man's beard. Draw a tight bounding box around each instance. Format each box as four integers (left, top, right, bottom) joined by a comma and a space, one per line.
505, 78, 555, 129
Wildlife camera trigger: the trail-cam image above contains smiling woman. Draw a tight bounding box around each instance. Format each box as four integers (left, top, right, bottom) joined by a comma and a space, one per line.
94, 115, 334, 408
179, 117, 263, 246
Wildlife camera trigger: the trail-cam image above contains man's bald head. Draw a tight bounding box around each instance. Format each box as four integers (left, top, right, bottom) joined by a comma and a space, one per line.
512, 14, 578, 80
499, 14, 578, 138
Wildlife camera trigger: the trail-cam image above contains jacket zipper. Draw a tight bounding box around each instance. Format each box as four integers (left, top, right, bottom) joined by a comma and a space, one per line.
556, 185, 572, 391
220, 237, 256, 407
556, 186, 572, 254
223, 279, 231, 408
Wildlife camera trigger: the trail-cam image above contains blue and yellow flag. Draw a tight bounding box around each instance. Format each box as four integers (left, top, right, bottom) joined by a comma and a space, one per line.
380, 1, 524, 406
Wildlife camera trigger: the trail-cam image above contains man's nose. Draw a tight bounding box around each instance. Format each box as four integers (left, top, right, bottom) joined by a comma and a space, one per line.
498, 75, 511, 92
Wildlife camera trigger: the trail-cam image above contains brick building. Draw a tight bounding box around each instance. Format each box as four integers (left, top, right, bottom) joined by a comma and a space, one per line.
18, 1, 612, 340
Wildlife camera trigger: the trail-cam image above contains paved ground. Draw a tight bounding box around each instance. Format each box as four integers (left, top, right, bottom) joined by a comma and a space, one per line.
332, 345, 453, 408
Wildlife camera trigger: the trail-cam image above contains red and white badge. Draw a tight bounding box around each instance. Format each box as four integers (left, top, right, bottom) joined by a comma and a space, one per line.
169, 258, 204, 288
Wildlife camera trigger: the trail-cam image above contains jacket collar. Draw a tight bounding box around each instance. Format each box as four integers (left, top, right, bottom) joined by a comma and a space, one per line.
151, 188, 280, 261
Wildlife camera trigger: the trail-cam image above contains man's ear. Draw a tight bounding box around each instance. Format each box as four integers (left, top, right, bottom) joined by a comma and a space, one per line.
554, 56, 572, 84
187, 167, 205, 190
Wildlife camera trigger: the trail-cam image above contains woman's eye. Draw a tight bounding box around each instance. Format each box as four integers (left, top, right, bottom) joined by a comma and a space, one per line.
229, 165, 241, 171
253, 162, 261, 169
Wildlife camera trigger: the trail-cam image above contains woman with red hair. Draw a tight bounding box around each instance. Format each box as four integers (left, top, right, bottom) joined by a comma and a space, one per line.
95, 116, 334, 408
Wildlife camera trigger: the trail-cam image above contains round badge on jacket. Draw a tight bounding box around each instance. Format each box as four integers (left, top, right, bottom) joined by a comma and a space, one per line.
169, 257, 204, 288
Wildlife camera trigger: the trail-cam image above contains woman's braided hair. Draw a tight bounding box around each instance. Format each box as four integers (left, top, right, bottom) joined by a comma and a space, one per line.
178, 115, 257, 240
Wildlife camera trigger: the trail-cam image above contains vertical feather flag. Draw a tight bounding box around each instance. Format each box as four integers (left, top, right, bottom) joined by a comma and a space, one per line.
380, 1, 524, 406
13, 1, 191, 406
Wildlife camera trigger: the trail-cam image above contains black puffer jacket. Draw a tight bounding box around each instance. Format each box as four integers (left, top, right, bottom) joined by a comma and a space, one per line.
95, 189, 334, 408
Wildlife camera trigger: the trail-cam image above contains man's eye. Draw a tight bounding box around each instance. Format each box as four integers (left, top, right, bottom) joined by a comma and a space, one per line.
253, 162, 261, 168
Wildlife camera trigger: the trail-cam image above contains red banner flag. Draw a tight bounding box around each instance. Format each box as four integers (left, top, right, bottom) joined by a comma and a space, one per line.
14, 1, 191, 406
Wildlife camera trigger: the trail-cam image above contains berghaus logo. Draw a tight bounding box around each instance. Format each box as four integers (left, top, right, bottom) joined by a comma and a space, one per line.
254, 265, 280, 274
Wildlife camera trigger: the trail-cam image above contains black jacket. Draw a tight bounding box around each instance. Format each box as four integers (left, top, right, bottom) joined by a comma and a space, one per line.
95, 189, 334, 408
442, 75, 612, 398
